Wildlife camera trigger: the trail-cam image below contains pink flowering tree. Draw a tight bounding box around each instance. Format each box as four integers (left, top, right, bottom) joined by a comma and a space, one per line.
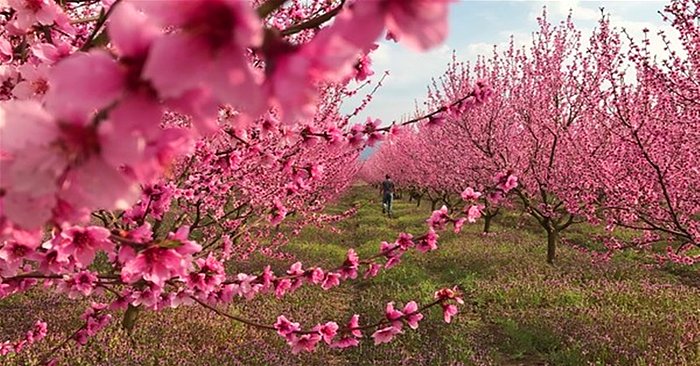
361, 68, 500, 214
363, 126, 459, 211
361, 112, 520, 233
576, 2, 700, 264
0, 0, 506, 361
369, 10, 605, 262
495, 11, 610, 264
423, 49, 525, 233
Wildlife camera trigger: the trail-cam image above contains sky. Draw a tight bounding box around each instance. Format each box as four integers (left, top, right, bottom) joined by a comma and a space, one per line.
341, 0, 673, 127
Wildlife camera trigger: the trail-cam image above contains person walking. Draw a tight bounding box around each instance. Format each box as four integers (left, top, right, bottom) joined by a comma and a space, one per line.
381, 174, 395, 218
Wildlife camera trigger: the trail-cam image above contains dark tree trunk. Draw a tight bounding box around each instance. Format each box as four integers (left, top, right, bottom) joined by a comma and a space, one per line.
546, 229, 558, 264
483, 214, 493, 233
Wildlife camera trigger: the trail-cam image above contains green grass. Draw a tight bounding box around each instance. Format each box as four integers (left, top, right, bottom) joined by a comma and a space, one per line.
2, 186, 699, 365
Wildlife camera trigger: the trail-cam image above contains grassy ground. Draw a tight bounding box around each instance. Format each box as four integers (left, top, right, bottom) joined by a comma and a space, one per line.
2, 186, 699, 365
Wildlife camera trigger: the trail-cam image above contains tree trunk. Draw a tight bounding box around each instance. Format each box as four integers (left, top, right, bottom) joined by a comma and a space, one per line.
416, 196, 421, 207
431, 199, 439, 211
546, 229, 558, 264
483, 214, 493, 233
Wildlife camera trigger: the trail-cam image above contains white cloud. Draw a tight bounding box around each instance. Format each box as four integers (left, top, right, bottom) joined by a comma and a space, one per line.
341, 1, 677, 128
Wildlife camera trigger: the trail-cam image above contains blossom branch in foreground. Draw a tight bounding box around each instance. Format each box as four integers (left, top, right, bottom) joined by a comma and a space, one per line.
191, 286, 465, 354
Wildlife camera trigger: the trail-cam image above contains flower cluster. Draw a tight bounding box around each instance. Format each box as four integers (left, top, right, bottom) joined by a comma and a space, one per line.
0, 320, 47, 356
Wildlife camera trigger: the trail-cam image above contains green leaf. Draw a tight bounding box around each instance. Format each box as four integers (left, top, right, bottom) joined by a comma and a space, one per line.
159, 239, 183, 249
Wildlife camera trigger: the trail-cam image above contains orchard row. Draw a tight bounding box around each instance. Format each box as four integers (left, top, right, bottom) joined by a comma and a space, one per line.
362, 1, 699, 265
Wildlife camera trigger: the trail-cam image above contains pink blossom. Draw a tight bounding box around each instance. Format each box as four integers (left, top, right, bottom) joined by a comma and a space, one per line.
434, 286, 464, 304
73, 329, 88, 345
348, 314, 362, 338
384, 255, 402, 269
85, 314, 111, 336
385, 301, 404, 328
379, 241, 395, 255
340, 248, 359, 279
427, 205, 449, 229
466, 205, 483, 223
342, 0, 451, 52
274, 315, 300, 339
327, 126, 345, 145
461, 187, 482, 201
347, 124, 365, 147
138, 0, 265, 123
0, 98, 143, 228
288, 333, 322, 354
494, 172, 518, 192
402, 301, 423, 329
416, 228, 439, 253
0, 341, 13, 356
31, 41, 73, 64
120, 246, 186, 287
54, 226, 112, 268
389, 124, 405, 138
487, 190, 504, 204
441, 303, 458, 323
60, 270, 98, 299
354, 52, 375, 82
0, 235, 41, 274
453, 218, 467, 233
130, 285, 161, 308
364, 262, 382, 278
38, 249, 70, 274
427, 113, 446, 126
45, 51, 126, 124
261, 265, 275, 290
502, 175, 519, 192
330, 337, 359, 349
109, 293, 131, 311
287, 261, 304, 276
106, 1, 159, 58
371, 326, 401, 345
235, 273, 259, 300
321, 272, 341, 290
314, 321, 339, 344
99, 95, 192, 182
262, 40, 330, 124
12, 63, 50, 100
270, 199, 288, 225
0, 100, 60, 227
168, 226, 201, 256
396, 232, 415, 249
307, 267, 325, 285
364, 118, 385, 147
309, 164, 324, 181
7, 0, 62, 30
275, 278, 292, 298
30, 321, 47, 341
127, 223, 154, 243
188, 254, 225, 292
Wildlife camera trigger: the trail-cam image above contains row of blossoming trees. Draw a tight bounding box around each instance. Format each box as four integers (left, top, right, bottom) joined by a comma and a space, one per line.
362, 0, 699, 265
0, 0, 514, 362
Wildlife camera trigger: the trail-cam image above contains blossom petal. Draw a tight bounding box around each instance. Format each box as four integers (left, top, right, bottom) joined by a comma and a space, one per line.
46, 51, 125, 123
